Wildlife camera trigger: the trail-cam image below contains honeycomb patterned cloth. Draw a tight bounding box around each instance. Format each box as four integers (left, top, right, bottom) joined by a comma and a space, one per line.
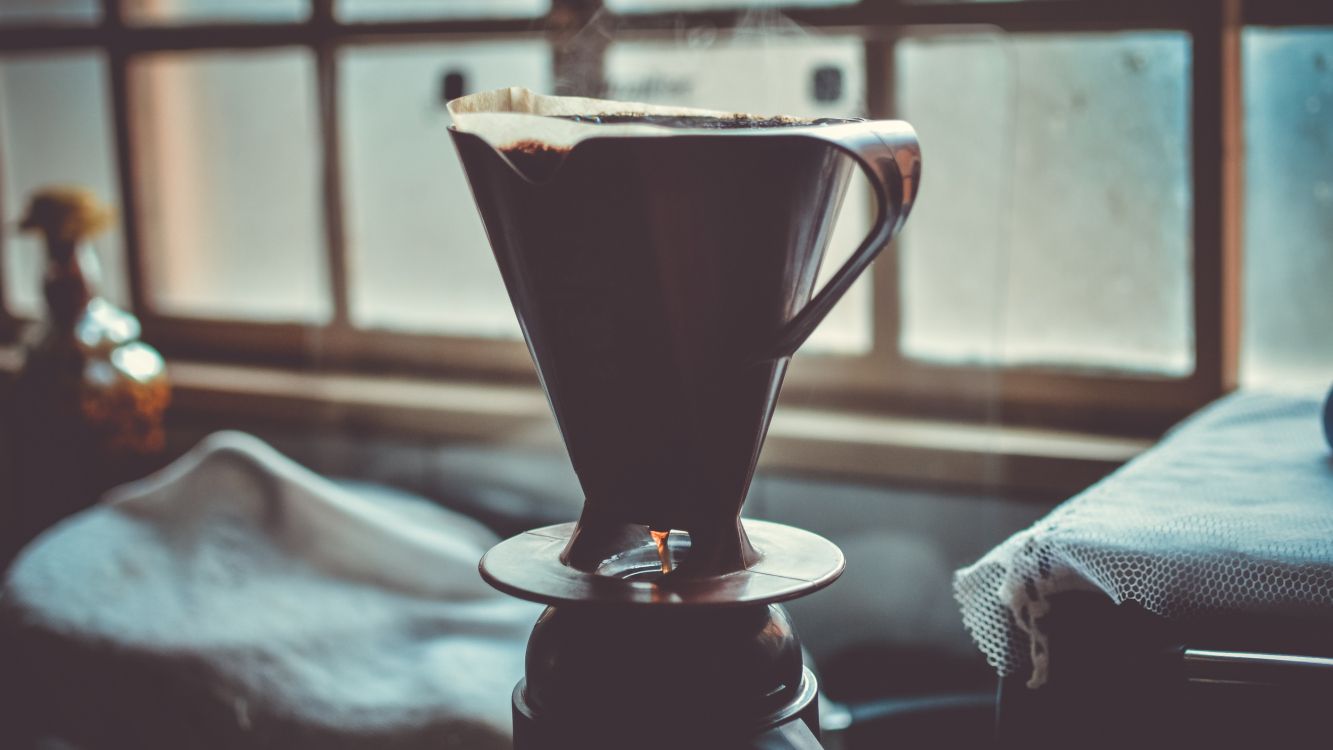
955, 390, 1333, 688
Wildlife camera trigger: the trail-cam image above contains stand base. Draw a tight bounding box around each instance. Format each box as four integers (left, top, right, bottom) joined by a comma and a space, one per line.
512, 666, 822, 749
483, 521, 844, 750
510, 603, 822, 749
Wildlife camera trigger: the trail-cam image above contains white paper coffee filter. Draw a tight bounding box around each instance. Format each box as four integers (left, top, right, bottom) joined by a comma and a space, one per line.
447, 86, 806, 150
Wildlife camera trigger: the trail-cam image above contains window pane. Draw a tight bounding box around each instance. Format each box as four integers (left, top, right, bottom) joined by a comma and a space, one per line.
130, 50, 329, 322
0, 0, 99, 25
1, 52, 128, 317
340, 42, 552, 337
1242, 28, 1333, 391
605, 35, 871, 355
123, 0, 307, 25
897, 32, 1193, 376
336, 0, 546, 22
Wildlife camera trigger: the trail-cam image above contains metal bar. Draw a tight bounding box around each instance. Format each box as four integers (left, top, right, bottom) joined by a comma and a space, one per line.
1185, 650, 1333, 671
1184, 648, 1333, 688
104, 0, 152, 317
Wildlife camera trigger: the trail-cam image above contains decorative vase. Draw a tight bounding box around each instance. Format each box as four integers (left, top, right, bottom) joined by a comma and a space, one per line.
3, 188, 170, 570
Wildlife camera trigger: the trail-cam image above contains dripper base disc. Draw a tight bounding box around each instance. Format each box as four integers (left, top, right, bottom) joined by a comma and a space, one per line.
479, 519, 845, 607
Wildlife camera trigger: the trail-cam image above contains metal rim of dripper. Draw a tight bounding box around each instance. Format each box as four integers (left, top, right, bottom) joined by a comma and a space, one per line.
478, 519, 845, 608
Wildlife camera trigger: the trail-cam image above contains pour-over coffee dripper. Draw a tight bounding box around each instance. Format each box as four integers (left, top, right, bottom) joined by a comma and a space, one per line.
449, 89, 920, 749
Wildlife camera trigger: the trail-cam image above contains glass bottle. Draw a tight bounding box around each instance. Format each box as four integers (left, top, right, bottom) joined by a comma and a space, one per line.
2, 188, 170, 570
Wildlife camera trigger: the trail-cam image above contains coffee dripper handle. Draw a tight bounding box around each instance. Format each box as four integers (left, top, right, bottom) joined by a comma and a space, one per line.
766, 121, 921, 360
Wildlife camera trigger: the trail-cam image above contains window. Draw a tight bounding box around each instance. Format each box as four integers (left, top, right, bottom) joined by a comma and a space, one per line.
1241, 25, 1333, 391
131, 49, 330, 322
601, 32, 873, 355
0, 1, 101, 26
0, 0, 1328, 437
339, 41, 551, 337
897, 31, 1193, 377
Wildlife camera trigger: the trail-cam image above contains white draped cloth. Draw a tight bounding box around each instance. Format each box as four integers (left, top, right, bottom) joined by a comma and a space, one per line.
2, 431, 540, 749
955, 391, 1333, 688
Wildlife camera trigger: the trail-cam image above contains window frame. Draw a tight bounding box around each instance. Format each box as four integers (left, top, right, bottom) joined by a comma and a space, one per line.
0, 0, 1309, 438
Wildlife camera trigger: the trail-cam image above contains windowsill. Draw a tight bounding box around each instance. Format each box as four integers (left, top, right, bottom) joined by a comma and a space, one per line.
0, 348, 1151, 501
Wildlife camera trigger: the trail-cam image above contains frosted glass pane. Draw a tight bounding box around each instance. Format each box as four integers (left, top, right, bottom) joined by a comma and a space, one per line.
340, 42, 551, 337
606, 35, 871, 355
0, 52, 128, 317
0, 0, 99, 24
898, 32, 1193, 375
607, 0, 851, 11
124, 0, 307, 24
337, 0, 547, 21
1242, 28, 1333, 391
131, 51, 329, 322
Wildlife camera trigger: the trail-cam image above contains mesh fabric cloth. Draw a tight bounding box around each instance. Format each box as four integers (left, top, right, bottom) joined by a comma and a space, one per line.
954, 391, 1333, 687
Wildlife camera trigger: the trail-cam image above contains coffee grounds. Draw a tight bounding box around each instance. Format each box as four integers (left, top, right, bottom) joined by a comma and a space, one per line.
500, 138, 569, 182
500, 114, 853, 180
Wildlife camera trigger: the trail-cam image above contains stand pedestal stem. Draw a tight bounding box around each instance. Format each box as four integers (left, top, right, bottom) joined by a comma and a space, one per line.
512, 604, 822, 749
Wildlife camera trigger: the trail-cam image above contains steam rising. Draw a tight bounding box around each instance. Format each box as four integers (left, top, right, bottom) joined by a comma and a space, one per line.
554, 6, 866, 119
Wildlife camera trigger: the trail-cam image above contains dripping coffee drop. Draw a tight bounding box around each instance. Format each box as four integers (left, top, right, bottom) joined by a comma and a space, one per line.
649, 528, 672, 575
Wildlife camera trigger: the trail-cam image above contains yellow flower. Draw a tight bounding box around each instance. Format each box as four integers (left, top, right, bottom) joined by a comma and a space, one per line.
19, 186, 115, 243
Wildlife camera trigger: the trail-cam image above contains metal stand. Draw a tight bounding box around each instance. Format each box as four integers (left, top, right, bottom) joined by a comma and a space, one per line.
480, 520, 844, 749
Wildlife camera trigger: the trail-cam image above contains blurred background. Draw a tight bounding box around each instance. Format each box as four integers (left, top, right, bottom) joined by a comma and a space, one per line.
0, 0, 1330, 745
